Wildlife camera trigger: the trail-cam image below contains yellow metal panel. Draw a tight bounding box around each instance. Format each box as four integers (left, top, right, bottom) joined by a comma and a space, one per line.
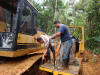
17, 31, 45, 50
39, 67, 74, 75
69, 26, 85, 51
0, 22, 7, 32
53, 71, 73, 75
13, 47, 44, 57
53, 71, 58, 75
81, 27, 85, 52
40, 67, 74, 75
68, 26, 82, 28
58, 71, 73, 75
17, 33, 33, 43
39, 67, 53, 73
0, 51, 13, 57
0, 47, 45, 57
17, 31, 45, 43
78, 28, 81, 40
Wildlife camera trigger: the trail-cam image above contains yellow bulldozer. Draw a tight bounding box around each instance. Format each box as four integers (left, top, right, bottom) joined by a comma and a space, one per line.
0, 0, 45, 57
0, 0, 85, 75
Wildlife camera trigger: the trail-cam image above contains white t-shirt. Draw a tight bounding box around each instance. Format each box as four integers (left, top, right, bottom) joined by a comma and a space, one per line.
40, 35, 50, 48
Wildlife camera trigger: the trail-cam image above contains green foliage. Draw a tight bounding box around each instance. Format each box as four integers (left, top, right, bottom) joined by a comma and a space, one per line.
30, 0, 100, 54
71, 12, 86, 26
84, 0, 100, 54
73, 0, 100, 54
30, 0, 67, 34
88, 55, 97, 63
85, 0, 100, 36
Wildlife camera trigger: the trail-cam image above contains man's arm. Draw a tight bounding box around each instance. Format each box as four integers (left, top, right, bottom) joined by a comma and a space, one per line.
51, 32, 61, 39
42, 49, 47, 60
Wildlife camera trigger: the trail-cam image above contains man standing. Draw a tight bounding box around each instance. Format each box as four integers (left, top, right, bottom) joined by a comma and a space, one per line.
51, 20, 73, 68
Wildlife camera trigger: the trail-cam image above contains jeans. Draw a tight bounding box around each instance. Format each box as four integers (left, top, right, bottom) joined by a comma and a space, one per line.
60, 39, 73, 64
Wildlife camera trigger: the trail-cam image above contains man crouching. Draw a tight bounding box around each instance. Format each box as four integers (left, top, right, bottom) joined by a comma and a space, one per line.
37, 35, 55, 64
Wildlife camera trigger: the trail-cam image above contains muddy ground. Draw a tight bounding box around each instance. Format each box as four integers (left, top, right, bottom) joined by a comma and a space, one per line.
0, 47, 99, 75
81, 50, 100, 75
0, 54, 42, 75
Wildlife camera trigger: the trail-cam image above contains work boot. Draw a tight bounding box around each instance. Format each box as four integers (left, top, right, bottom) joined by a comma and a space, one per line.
69, 60, 79, 66
63, 59, 69, 69
57, 60, 69, 70
57, 65, 65, 70
46, 55, 51, 63
74, 60, 79, 66
56, 60, 64, 70
57, 64, 68, 70
47, 60, 51, 63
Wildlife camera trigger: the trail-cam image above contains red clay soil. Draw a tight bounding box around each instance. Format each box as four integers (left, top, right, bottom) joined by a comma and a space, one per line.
22, 57, 51, 75
81, 50, 100, 75
0, 54, 42, 75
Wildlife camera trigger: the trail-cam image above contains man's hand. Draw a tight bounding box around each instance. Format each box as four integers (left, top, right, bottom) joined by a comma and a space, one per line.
42, 50, 47, 62
51, 32, 61, 39
34, 37, 37, 41
42, 55, 45, 60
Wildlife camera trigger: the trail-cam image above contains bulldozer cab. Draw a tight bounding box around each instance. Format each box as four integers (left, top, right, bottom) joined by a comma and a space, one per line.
0, 0, 38, 51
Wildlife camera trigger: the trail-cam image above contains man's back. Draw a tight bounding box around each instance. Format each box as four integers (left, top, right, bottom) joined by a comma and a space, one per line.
58, 24, 71, 42
40, 35, 49, 48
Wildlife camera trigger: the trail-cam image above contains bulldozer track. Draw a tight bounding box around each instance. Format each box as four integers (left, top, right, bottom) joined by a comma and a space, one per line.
0, 53, 42, 75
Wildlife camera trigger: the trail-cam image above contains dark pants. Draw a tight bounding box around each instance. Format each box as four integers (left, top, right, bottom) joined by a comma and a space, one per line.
46, 44, 55, 60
